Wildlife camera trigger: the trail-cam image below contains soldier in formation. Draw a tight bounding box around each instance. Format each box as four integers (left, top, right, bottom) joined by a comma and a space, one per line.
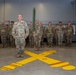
33, 19, 42, 50
54, 22, 64, 47
53, 24, 59, 46
6, 24, 10, 47
29, 22, 34, 48
46, 22, 54, 47
39, 22, 45, 47
64, 22, 74, 47
0, 22, 7, 47
9, 21, 15, 47
0, 21, 74, 49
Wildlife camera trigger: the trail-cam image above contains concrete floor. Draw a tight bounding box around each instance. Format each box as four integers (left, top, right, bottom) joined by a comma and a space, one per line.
0, 44, 76, 75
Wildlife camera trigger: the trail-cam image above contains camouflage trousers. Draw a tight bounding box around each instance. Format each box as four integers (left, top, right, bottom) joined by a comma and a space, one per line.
66, 34, 72, 46
6, 35, 10, 46
53, 34, 58, 46
57, 33, 63, 46
10, 35, 15, 46
41, 35, 44, 46
47, 34, 53, 46
29, 34, 34, 47
64, 34, 67, 45
35, 36, 41, 48
15, 37, 25, 54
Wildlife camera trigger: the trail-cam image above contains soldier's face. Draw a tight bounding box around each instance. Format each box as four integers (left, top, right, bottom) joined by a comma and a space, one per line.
68, 22, 71, 25
2, 22, 5, 25
48, 23, 52, 26
30, 22, 32, 26
59, 23, 62, 26
11, 23, 14, 25
40, 22, 42, 26
36, 19, 39, 23
18, 15, 22, 21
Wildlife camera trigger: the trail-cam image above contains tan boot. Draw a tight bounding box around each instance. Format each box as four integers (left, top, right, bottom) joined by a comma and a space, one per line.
20, 51, 24, 58
16, 52, 21, 58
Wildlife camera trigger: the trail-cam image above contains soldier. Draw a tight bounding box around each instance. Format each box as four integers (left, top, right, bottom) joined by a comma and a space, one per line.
64, 24, 68, 46
43, 26, 48, 46
9, 21, 15, 47
33, 19, 41, 51
53, 24, 59, 46
6, 24, 10, 47
46, 22, 53, 47
39, 22, 45, 47
12, 15, 29, 58
55, 22, 64, 47
29, 22, 34, 47
0, 22, 7, 47
65, 22, 74, 47
35, 19, 39, 26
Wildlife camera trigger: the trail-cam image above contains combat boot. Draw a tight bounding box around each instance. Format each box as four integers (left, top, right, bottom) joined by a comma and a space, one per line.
20, 50, 24, 58
16, 52, 21, 58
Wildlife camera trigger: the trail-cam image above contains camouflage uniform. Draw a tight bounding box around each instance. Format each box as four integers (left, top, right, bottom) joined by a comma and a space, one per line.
64, 25, 68, 46
34, 23, 41, 50
46, 24, 53, 47
12, 20, 29, 56
29, 23, 34, 47
40, 25, 45, 47
53, 24, 59, 46
0, 24, 7, 47
9, 25, 15, 47
6, 25, 10, 47
55, 24, 64, 47
65, 24, 73, 46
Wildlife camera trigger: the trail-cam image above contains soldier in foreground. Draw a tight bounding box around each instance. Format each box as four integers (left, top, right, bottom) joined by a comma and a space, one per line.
12, 15, 29, 58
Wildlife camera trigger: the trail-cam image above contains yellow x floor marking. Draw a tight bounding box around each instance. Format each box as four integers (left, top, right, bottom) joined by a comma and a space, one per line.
0, 50, 75, 71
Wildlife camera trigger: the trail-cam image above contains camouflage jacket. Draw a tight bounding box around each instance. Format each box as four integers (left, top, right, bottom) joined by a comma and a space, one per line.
0, 25, 6, 36
65, 25, 74, 35
12, 20, 29, 38
46, 26, 53, 35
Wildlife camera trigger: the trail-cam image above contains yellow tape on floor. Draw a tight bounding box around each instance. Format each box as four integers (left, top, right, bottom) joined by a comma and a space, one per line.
0, 50, 76, 71
0, 57, 37, 71
39, 57, 61, 65
62, 65, 76, 70
51, 62, 69, 67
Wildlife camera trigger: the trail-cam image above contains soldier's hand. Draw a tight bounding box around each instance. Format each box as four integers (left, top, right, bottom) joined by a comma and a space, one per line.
13, 36, 16, 39
25, 36, 27, 39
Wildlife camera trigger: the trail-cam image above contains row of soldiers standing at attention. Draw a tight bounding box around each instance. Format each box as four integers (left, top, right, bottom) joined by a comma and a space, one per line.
0, 21, 15, 47
0, 20, 74, 49
29, 20, 74, 50
53, 21, 73, 47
